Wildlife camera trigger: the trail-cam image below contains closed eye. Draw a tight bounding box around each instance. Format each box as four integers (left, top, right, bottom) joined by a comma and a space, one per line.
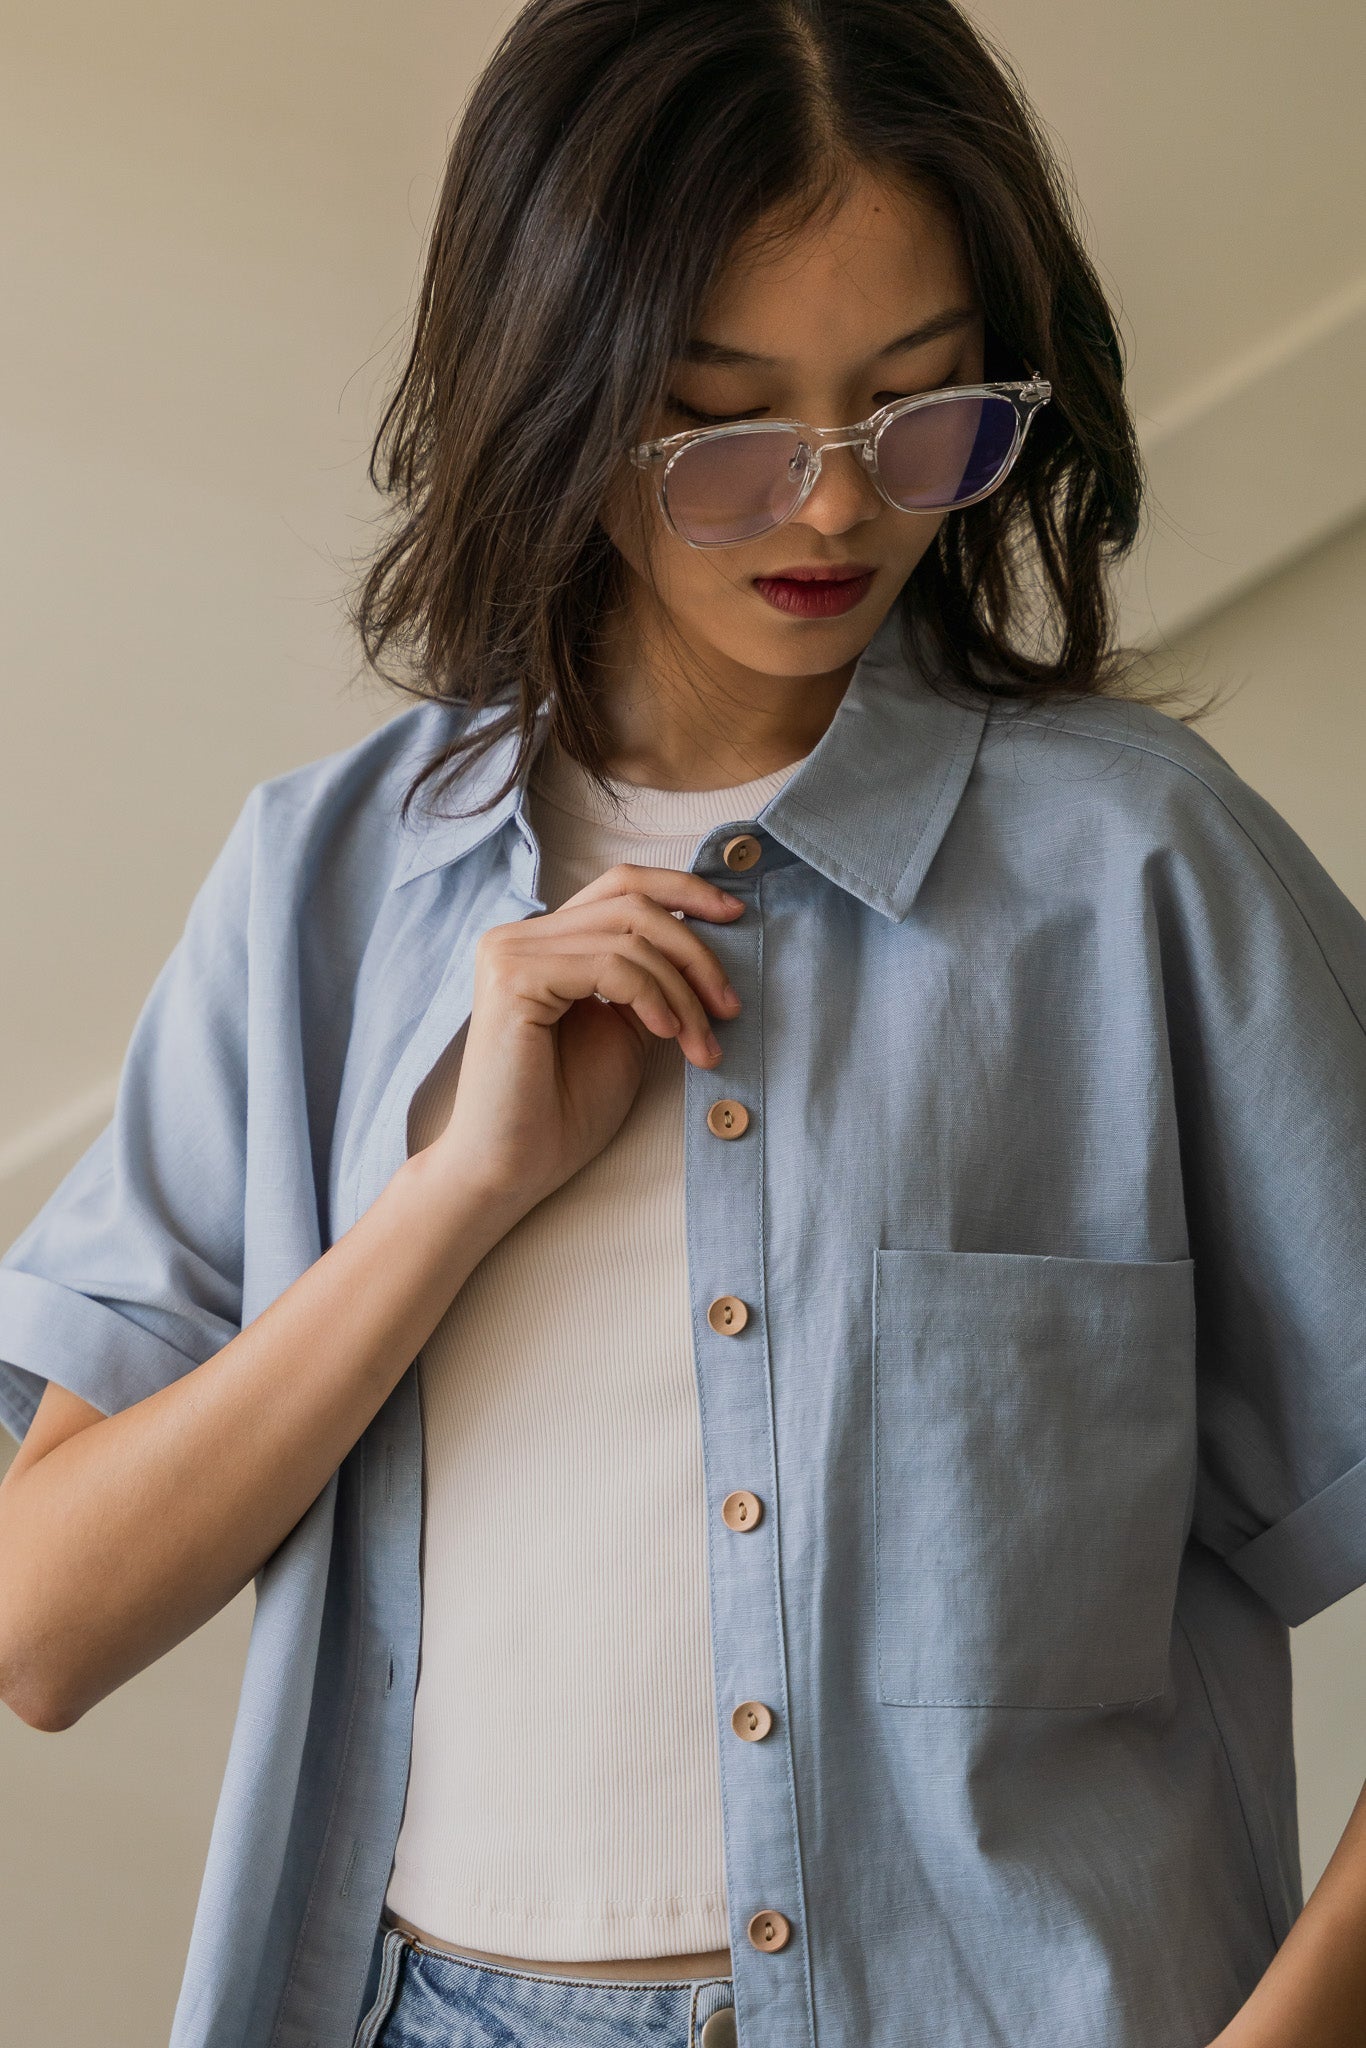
665, 390, 949, 428
666, 396, 763, 426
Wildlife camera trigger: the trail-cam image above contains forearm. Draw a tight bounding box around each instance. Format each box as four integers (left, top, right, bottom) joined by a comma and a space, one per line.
1211, 1778, 1366, 2048
0, 1148, 520, 1727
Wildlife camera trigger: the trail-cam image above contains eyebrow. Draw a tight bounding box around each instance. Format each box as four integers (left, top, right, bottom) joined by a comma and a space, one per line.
680, 305, 979, 368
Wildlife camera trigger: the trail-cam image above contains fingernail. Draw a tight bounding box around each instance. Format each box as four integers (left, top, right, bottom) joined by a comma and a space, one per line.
722, 982, 740, 1007
705, 1030, 722, 1059
721, 893, 745, 909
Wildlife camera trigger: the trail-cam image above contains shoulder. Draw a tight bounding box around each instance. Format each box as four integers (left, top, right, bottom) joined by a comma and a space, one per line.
978, 688, 1273, 843
246, 699, 462, 872
977, 689, 1366, 1034
206, 697, 499, 931
176, 699, 487, 992
978, 686, 1322, 887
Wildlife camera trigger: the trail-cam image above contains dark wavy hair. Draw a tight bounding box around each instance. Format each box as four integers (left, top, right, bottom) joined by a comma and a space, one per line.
349, 0, 1150, 826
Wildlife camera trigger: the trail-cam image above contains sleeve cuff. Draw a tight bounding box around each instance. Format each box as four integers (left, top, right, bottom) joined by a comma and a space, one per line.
1223, 1450, 1366, 1625
0, 1268, 205, 1442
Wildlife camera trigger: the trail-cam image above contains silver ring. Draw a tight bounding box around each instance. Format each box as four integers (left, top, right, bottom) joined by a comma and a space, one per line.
592, 989, 613, 1006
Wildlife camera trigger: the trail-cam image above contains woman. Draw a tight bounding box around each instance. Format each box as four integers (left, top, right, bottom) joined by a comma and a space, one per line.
2, 2, 1366, 2045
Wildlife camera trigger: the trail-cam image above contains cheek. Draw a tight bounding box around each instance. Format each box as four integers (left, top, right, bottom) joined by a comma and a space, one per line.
600, 461, 736, 603
904, 510, 948, 564
876, 507, 948, 578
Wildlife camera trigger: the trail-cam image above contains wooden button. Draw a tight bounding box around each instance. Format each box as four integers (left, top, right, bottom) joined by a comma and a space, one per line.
731, 1699, 774, 1742
722, 1489, 763, 1531
706, 1099, 750, 1139
722, 833, 761, 871
747, 1908, 791, 1952
700, 2011, 737, 2048
707, 1294, 749, 1335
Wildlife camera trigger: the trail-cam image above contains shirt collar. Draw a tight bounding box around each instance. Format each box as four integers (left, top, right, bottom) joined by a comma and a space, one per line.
388, 605, 988, 922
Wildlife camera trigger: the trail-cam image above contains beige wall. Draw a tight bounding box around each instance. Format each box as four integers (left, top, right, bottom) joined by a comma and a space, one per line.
1, 2, 1364, 2040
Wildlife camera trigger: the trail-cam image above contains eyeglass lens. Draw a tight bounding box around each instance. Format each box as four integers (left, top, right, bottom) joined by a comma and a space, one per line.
661, 392, 1022, 546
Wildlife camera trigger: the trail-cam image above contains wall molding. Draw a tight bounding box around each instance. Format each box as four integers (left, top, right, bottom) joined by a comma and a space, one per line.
1116, 272, 1366, 646
0, 1077, 117, 1188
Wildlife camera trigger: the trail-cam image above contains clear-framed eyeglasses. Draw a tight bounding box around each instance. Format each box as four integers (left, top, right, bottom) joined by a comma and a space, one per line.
628, 376, 1052, 549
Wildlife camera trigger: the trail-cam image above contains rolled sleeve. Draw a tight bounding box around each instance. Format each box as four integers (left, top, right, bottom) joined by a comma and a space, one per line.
0, 787, 258, 1443
1166, 753, 1366, 1625
1223, 1453, 1366, 1627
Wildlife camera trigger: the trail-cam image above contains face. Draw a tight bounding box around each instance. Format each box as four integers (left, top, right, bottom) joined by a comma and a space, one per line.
599, 164, 985, 690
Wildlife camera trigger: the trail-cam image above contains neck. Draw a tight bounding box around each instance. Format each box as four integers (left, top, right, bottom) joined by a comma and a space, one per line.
588, 582, 856, 790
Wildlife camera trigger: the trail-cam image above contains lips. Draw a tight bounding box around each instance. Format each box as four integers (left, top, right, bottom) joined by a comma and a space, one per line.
751, 565, 877, 617
761, 564, 875, 581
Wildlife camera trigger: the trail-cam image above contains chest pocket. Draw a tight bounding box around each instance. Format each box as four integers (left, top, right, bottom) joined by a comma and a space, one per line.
872, 1248, 1197, 1710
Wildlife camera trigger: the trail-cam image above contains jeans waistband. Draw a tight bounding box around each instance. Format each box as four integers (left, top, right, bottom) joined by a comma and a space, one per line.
354, 1918, 736, 2048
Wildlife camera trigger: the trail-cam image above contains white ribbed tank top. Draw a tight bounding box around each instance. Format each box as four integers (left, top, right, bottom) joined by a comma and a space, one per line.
382, 735, 805, 1959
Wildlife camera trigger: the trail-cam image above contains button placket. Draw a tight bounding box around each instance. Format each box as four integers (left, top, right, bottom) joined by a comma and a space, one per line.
685, 823, 811, 2048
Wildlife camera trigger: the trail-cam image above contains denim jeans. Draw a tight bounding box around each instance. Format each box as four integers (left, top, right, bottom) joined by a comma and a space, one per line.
352, 1921, 738, 2048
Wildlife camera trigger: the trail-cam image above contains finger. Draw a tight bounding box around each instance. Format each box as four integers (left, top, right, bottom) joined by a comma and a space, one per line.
540, 892, 742, 1024
481, 924, 686, 1047
515, 931, 720, 1066
561, 948, 721, 1065
564, 862, 747, 924
597, 933, 725, 1065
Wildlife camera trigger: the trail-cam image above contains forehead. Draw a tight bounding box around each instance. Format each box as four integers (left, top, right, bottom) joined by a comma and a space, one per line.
689, 168, 977, 365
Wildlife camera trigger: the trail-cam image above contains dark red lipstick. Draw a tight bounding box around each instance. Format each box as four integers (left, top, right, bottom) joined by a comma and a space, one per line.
752, 562, 876, 617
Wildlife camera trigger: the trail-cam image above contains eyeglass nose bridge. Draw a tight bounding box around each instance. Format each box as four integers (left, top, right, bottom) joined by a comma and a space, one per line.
800, 420, 879, 456
787, 421, 883, 503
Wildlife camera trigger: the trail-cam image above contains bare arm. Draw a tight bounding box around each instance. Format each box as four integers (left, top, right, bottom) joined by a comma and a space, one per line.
1209, 1776, 1366, 2048
0, 1149, 523, 1730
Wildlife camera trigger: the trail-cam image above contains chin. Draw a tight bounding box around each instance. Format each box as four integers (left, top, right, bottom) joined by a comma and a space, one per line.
738, 588, 904, 667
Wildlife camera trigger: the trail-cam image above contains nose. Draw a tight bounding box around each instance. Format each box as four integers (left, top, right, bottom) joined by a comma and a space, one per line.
793, 439, 881, 536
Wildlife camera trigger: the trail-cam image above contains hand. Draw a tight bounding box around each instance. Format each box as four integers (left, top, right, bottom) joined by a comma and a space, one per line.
428, 863, 746, 1219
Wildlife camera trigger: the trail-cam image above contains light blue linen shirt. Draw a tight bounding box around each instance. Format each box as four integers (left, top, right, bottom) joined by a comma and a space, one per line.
4, 604, 1366, 2048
